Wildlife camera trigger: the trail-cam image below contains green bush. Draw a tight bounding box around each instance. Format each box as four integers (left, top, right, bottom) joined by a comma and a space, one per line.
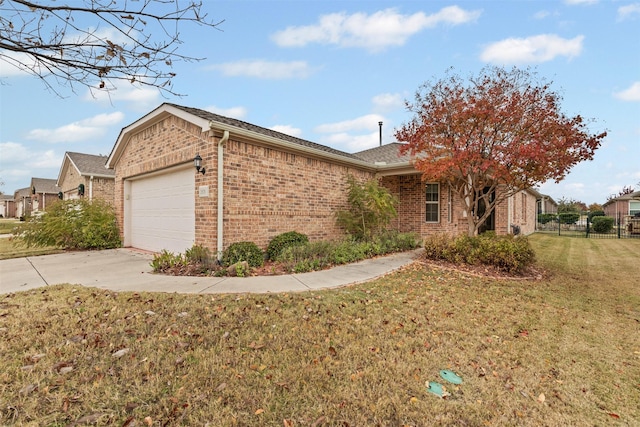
222, 241, 264, 268
558, 212, 580, 225
422, 233, 535, 273
266, 231, 309, 260
276, 231, 419, 273
588, 210, 605, 220
538, 213, 557, 224
335, 175, 398, 241
150, 250, 187, 272
12, 199, 120, 250
591, 216, 615, 233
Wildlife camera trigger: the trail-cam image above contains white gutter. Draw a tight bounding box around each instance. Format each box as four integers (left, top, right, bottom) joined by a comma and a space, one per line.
217, 130, 229, 261
89, 176, 94, 201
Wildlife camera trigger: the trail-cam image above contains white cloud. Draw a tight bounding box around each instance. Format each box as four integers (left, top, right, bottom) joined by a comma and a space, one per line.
270, 125, 303, 138
271, 6, 482, 53
205, 105, 248, 120
207, 60, 313, 79
372, 93, 404, 112
480, 34, 584, 64
85, 85, 160, 112
614, 82, 640, 101
0, 52, 38, 78
533, 10, 551, 19
25, 112, 125, 143
564, 0, 598, 5
0, 142, 61, 185
618, 3, 640, 20
314, 114, 384, 133
320, 132, 380, 152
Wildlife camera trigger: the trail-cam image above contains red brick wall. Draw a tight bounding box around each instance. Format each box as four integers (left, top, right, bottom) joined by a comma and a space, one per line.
112, 114, 537, 253
59, 165, 114, 203
112, 115, 376, 252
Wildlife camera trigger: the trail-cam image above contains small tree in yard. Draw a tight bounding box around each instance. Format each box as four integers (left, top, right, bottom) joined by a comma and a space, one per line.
336, 176, 398, 241
396, 66, 607, 236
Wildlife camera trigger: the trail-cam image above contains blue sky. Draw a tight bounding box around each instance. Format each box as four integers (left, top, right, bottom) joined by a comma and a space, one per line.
1, 0, 638, 205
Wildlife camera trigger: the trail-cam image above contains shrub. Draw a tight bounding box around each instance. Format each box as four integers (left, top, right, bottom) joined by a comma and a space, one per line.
558, 212, 580, 225
422, 233, 535, 273
538, 213, 557, 224
12, 199, 120, 250
150, 250, 187, 272
588, 210, 605, 220
335, 175, 398, 241
266, 231, 309, 260
222, 241, 264, 268
591, 216, 615, 233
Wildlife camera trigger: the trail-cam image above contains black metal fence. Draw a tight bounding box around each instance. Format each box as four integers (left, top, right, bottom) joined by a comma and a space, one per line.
536, 212, 640, 239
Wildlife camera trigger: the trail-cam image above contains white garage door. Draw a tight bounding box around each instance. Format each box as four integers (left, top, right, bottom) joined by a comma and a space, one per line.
129, 167, 195, 253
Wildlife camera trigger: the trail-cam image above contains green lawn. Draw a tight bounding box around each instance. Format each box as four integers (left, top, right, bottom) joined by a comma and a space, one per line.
0, 237, 62, 260
0, 218, 20, 234
0, 234, 638, 426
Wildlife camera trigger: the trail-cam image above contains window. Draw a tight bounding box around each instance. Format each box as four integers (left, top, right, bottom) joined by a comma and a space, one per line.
425, 183, 439, 222
630, 201, 640, 216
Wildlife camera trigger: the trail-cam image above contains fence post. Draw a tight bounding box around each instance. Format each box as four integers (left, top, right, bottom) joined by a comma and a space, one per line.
618, 212, 621, 239
586, 213, 590, 238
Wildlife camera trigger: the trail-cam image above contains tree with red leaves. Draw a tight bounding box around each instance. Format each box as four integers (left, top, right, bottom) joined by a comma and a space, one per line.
396, 67, 607, 236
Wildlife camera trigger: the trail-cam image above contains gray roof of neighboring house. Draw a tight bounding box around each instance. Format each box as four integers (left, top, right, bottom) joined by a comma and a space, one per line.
66, 152, 114, 177
31, 178, 60, 194
14, 187, 31, 198
603, 190, 640, 206
167, 103, 364, 162
353, 143, 411, 164
1, 194, 13, 201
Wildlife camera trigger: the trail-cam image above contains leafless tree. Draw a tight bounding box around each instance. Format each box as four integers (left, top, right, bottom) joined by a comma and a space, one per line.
0, 0, 223, 96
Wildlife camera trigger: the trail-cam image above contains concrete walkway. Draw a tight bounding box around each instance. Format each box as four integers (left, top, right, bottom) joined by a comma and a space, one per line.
0, 248, 421, 295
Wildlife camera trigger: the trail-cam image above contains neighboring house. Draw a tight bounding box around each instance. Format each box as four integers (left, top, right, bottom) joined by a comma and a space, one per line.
603, 191, 640, 224
14, 187, 32, 218
106, 103, 538, 254
0, 194, 15, 218
56, 151, 115, 203
30, 178, 61, 214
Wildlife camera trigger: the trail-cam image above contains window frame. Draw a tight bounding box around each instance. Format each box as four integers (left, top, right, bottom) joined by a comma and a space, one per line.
425, 182, 440, 223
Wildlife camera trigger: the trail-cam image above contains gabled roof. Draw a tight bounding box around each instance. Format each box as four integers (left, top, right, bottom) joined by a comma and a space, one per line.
107, 103, 372, 169
30, 178, 60, 194
168, 104, 362, 161
353, 143, 411, 164
1, 194, 13, 201
57, 152, 114, 186
603, 190, 640, 207
14, 187, 32, 198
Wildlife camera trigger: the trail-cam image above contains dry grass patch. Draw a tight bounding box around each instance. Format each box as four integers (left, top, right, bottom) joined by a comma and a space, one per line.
1, 235, 638, 426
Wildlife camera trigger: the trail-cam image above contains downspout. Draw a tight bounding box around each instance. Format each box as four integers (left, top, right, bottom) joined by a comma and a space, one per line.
217, 130, 230, 261
89, 176, 94, 201
41, 192, 45, 211
507, 194, 512, 235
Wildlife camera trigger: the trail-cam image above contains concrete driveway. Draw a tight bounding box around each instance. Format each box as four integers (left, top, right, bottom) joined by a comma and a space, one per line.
0, 248, 421, 295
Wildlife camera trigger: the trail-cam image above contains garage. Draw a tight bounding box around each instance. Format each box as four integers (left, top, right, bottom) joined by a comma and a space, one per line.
126, 166, 195, 253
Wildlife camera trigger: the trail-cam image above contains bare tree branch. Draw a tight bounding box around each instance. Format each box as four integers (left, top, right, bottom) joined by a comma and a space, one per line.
0, 0, 223, 96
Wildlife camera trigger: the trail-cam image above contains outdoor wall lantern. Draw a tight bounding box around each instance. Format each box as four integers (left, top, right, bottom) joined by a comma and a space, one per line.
194, 154, 206, 175
78, 183, 85, 196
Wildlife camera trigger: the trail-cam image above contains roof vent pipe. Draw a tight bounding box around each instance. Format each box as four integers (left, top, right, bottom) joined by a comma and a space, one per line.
379, 121, 383, 146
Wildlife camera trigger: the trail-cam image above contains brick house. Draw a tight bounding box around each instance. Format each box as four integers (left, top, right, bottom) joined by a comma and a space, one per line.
603, 190, 640, 226
106, 103, 538, 254
0, 194, 15, 218
13, 187, 31, 219
56, 152, 115, 203
29, 178, 60, 214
